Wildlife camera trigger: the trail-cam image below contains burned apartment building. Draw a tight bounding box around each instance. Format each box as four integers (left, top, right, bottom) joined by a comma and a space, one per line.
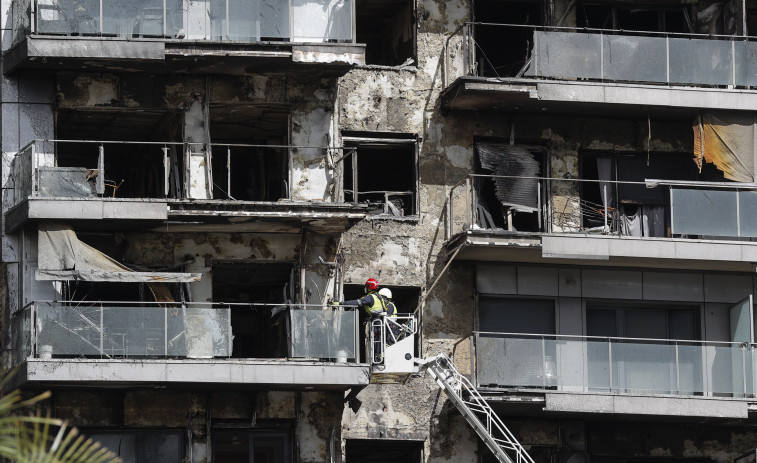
7, 0, 757, 462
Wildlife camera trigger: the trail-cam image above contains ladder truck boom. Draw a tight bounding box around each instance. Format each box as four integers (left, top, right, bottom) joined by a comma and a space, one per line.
369, 314, 534, 463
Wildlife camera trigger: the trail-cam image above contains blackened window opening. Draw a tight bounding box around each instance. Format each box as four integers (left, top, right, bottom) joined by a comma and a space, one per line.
55, 109, 182, 199
473, 0, 543, 77
209, 105, 289, 201
346, 439, 423, 463
212, 261, 293, 359
344, 141, 417, 216
576, 3, 690, 33
356, 0, 415, 66
474, 142, 546, 232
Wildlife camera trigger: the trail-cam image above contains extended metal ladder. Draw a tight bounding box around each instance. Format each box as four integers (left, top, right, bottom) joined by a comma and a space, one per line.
418, 354, 535, 463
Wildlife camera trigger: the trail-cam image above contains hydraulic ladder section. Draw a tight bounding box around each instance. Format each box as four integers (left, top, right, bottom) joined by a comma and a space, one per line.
417, 354, 535, 463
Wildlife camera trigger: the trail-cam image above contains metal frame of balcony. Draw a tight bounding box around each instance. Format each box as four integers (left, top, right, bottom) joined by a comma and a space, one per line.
473, 331, 756, 395
443, 173, 757, 271
5, 139, 369, 233
441, 23, 757, 113
6, 0, 364, 74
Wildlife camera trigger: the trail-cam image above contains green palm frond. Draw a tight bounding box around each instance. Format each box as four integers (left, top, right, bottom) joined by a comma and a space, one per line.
0, 372, 120, 463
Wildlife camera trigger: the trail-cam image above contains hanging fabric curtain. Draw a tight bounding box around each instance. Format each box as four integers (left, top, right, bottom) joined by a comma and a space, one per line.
693, 112, 755, 183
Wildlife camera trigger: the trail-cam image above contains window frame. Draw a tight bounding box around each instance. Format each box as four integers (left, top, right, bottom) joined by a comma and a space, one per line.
341, 133, 419, 219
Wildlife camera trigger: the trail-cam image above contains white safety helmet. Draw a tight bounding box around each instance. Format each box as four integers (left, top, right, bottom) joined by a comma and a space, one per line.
378, 288, 392, 299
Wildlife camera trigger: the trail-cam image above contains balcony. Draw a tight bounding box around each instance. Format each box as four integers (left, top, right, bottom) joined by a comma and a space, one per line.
6, 0, 364, 74
445, 172, 757, 271
472, 332, 753, 418
6, 139, 368, 233
441, 23, 757, 114
11, 301, 368, 388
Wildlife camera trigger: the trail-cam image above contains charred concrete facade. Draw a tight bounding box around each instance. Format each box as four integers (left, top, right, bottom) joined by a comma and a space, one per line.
6, 0, 757, 462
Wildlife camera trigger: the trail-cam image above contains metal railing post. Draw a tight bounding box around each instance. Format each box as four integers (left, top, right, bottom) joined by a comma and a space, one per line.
675, 342, 680, 394
164, 305, 168, 356
99, 303, 104, 357
608, 339, 613, 392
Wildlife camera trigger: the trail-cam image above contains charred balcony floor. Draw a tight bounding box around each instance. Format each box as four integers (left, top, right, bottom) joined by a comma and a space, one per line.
5, 197, 369, 234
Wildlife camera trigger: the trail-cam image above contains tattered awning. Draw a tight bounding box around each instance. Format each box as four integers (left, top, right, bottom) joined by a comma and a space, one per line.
693, 112, 755, 183
35, 222, 201, 283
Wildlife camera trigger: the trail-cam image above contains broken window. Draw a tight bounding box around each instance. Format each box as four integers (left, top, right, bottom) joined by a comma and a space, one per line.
346, 439, 423, 463
356, 0, 415, 66
343, 133, 418, 217
213, 428, 292, 462
209, 105, 289, 201
473, 0, 544, 77
577, 3, 692, 33
212, 261, 293, 359
85, 430, 183, 463
474, 141, 546, 232
579, 152, 723, 237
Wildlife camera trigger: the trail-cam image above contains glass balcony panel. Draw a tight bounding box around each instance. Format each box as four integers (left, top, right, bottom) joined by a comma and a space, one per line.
669, 37, 733, 86
35, 303, 231, 358
735, 41, 757, 87
36, 0, 99, 35
228, 0, 257, 41
525, 31, 602, 80
259, 0, 289, 39
603, 35, 667, 82
739, 191, 757, 237
586, 338, 612, 391
612, 341, 676, 394
12, 306, 32, 365
677, 343, 704, 395
476, 335, 546, 387
291, 0, 352, 42
671, 188, 738, 236
474, 333, 752, 397
290, 309, 357, 359
37, 303, 103, 356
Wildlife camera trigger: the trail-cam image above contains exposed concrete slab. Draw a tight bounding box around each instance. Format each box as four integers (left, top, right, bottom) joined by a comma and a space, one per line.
543, 235, 757, 265
447, 232, 757, 272
19, 359, 370, 390
5, 198, 168, 233
545, 393, 748, 419
441, 77, 757, 115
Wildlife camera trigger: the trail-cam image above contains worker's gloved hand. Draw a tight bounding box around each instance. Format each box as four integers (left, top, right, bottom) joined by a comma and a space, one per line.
331, 301, 341, 307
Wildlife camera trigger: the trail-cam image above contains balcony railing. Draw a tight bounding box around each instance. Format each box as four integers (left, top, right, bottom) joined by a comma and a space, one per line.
445, 22, 757, 89
13, 301, 359, 363
474, 332, 757, 398
12, 139, 355, 205
446, 173, 757, 241
13, 0, 355, 44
